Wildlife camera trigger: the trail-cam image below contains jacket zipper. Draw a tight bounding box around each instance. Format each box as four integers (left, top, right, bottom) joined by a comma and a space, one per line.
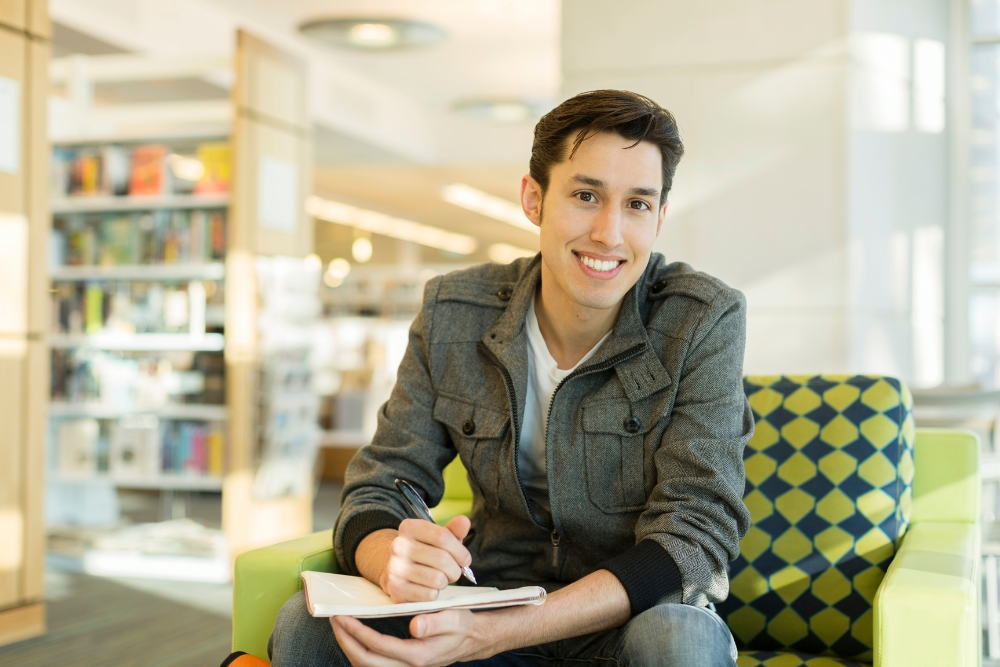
544, 342, 648, 429
479, 340, 648, 540
542, 342, 649, 550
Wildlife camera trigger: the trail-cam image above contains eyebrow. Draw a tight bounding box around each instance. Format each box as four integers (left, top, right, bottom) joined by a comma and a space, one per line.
571, 174, 659, 198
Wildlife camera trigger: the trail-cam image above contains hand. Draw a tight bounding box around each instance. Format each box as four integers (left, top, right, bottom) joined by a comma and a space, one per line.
331, 609, 491, 667
381, 515, 472, 603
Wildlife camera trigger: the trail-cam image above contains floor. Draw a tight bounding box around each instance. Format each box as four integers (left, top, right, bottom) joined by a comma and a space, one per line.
0, 482, 343, 667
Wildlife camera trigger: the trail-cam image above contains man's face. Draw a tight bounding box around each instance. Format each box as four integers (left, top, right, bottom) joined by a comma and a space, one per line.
521, 131, 667, 312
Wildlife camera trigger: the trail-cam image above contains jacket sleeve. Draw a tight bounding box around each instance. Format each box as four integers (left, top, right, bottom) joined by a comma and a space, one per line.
333, 277, 456, 575
602, 287, 753, 613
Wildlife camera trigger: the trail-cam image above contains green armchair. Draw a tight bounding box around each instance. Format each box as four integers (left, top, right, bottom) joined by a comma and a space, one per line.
232, 375, 980, 667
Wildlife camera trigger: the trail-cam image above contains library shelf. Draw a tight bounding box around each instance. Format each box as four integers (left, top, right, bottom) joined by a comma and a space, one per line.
51, 193, 230, 214
48, 472, 224, 491
49, 332, 225, 351
51, 262, 226, 282
321, 430, 371, 449
49, 402, 228, 421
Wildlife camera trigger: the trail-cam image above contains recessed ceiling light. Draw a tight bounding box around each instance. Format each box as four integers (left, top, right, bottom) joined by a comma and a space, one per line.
299, 18, 447, 50
453, 98, 549, 123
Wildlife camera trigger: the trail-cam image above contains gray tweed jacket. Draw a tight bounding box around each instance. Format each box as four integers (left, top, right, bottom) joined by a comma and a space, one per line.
334, 253, 753, 613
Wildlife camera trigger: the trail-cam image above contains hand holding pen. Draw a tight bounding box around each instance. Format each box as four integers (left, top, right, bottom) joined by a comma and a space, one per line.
395, 478, 477, 585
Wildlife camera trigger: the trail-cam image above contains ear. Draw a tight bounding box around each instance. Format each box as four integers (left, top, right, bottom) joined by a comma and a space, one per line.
521, 174, 544, 228
655, 201, 668, 238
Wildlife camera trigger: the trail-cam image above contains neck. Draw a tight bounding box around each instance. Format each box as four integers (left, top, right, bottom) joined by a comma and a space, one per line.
534, 264, 624, 370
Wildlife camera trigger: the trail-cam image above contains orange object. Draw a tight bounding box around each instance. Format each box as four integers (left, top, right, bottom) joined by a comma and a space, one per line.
129, 144, 167, 195
220, 651, 270, 667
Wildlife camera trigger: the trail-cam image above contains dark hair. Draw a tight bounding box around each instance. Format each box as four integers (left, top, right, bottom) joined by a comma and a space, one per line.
529, 90, 684, 205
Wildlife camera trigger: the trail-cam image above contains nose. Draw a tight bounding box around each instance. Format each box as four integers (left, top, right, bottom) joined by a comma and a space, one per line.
590, 203, 625, 249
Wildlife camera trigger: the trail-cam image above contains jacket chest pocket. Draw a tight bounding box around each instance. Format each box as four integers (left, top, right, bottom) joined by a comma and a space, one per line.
581, 401, 657, 513
432, 394, 510, 509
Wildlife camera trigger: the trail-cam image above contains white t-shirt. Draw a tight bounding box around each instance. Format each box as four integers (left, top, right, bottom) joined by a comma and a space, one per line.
518, 293, 611, 521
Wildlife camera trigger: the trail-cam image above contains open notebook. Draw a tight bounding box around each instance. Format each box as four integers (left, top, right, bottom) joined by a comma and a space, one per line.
301, 571, 547, 618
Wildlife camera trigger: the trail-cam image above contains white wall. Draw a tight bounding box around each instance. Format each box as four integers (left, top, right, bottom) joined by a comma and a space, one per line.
561, 0, 949, 383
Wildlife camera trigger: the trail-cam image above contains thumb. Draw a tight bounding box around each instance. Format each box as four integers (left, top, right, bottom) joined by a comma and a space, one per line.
410, 610, 460, 638
445, 514, 471, 541
410, 612, 438, 638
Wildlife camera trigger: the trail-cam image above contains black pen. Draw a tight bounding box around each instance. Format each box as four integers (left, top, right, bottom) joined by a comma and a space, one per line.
394, 478, 477, 585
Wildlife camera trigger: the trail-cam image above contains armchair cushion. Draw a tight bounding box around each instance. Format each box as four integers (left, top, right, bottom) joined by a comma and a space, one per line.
718, 375, 915, 662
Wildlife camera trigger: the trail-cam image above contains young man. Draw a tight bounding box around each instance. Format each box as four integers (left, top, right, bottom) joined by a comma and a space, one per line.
270, 90, 753, 666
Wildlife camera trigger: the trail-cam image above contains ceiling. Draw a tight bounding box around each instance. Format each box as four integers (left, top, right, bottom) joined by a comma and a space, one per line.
51, 0, 559, 163
313, 163, 539, 265
49, 0, 556, 261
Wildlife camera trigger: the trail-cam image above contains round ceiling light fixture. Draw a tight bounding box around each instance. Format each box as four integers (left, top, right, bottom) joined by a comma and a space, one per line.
453, 98, 550, 124
299, 17, 447, 50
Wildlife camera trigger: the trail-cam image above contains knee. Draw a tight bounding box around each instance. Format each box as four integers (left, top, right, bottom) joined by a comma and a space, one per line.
269, 591, 346, 667
621, 604, 736, 667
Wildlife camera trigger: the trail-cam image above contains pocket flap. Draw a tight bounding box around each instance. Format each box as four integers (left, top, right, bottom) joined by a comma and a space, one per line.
433, 394, 509, 439
582, 401, 657, 436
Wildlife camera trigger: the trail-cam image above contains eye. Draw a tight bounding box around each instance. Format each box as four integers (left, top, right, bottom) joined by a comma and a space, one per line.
628, 200, 650, 211
577, 192, 595, 203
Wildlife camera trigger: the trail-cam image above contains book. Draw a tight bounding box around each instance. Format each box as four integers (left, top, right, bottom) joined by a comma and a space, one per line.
109, 416, 161, 476
301, 571, 546, 618
56, 418, 100, 473
130, 145, 168, 195
193, 143, 231, 194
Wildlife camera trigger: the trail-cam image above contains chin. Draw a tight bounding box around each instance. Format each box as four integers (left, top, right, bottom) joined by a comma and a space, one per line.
572, 287, 629, 311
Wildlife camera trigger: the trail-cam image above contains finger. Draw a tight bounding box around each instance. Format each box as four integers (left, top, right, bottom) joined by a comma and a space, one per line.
333, 617, 398, 667
445, 515, 471, 542
338, 616, 433, 665
385, 574, 442, 603
390, 536, 462, 583
409, 609, 466, 639
399, 519, 472, 570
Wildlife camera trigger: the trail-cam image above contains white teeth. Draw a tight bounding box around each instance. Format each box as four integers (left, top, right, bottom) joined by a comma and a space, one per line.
579, 254, 618, 272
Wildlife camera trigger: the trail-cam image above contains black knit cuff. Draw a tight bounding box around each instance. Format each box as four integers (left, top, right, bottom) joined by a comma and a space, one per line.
340, 510, 402, 574
601, 539, 682, 616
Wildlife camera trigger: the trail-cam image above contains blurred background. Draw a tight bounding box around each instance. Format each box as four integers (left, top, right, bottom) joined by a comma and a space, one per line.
0, 0, 997, 665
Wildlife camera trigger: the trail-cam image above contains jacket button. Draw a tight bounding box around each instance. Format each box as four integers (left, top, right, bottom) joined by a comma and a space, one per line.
497, 287, 513, 301
462, 419, 476, 436
624, 416, 641, 433
651, 279, 667, 294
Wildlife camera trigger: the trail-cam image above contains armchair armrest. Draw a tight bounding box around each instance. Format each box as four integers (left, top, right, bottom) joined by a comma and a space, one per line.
873, 522, 980, 667
232, 530, 337, 660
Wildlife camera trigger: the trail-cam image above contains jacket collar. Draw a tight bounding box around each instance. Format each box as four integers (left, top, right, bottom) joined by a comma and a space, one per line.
481, 253, 671, 403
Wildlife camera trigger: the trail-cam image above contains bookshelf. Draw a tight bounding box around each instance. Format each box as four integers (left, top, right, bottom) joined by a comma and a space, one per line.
51, 262, 226, 282
49, 402, 227, 421
47, 136, 231, 487
48, 472, 224, 492
44, 31, 315, 567
49, 333, 226, 351
51, 192, 228, 214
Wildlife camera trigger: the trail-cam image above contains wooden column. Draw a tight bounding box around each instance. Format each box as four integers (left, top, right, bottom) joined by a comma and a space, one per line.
223, 30, 313, 560
0, 0, 48, 647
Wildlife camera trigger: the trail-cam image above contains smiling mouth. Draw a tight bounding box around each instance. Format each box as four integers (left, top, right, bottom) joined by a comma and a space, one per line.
574, 252, 624, 273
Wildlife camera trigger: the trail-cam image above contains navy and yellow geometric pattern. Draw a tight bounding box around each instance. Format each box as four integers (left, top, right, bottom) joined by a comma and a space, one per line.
719, 375, 915, 665
736, 650, 867, 667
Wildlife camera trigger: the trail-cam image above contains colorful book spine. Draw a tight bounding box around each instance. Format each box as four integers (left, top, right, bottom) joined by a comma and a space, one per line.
129, 144, 167, 196
193, 143, 231, 194
208, 427, 224, 475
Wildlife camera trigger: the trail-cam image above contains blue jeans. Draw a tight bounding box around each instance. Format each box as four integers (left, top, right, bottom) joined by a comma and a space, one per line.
269, 590, 738, 666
